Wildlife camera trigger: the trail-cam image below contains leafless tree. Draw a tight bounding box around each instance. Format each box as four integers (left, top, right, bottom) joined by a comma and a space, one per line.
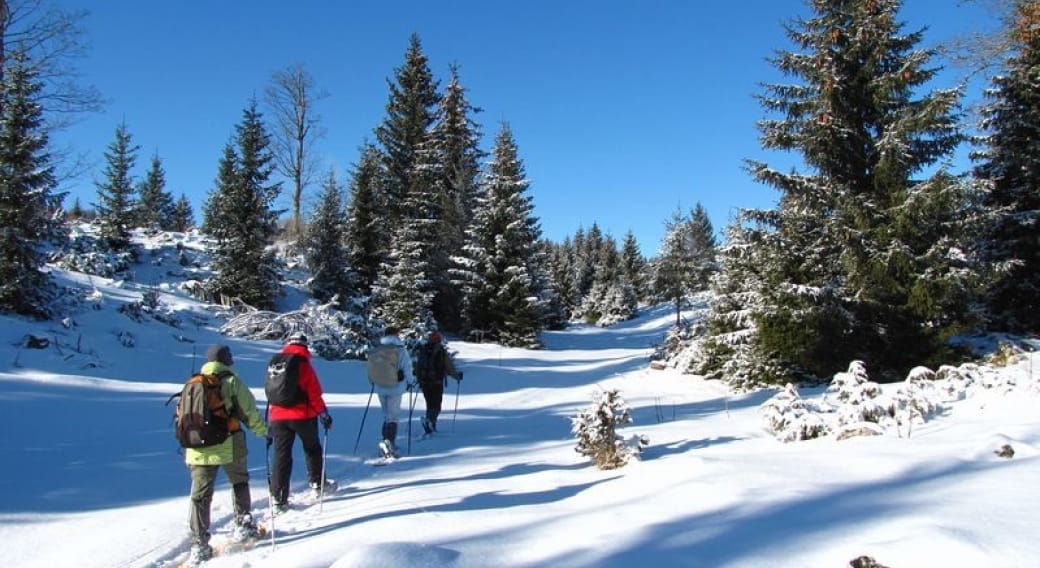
264, 63, 327, 240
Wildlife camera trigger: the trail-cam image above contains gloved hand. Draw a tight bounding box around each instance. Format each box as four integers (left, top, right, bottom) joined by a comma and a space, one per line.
407, 381, 417, 392
266, 436, 273, 448
397, 370, 405, 382
319, 411, 333, 431
456, 371, 464, 382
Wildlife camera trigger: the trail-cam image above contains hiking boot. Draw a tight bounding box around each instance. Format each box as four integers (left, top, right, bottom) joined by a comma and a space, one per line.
309, 478, 338, 497
272, 501, 291, 515
378, 439, 398, 459
231, 514, 262, 542
187, 541, 213, 564
421, 417, 434, 435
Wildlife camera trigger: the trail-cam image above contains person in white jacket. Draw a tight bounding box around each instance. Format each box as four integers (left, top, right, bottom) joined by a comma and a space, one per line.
367, 327, 413, 458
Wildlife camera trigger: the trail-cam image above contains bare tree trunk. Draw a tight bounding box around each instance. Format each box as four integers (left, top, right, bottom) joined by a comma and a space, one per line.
265, 63, 327, 241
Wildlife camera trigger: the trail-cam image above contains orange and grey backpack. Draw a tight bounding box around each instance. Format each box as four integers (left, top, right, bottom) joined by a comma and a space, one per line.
168, 371, 239, 448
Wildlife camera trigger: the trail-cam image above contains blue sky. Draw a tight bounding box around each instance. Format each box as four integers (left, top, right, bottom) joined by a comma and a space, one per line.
52, 0, 1000, 256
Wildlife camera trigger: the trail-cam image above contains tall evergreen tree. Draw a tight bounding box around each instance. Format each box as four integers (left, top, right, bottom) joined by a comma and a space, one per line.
345, 143, 386, 295
0, 51, 61, 318
303, 170, 353, 308
94, 121, 138, 251
973, 1, 1040, 333
429, 63, 484, 332
135, 153, 176, 230
202, 100, 282, 309
375, 33, 440, 226
697, 0, 973, 384
620, 230, 649, 300
459, 124, 544, 347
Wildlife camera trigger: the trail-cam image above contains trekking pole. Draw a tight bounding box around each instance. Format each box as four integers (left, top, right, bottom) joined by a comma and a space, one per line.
265, 404, 275, 550
353, 384, 374, 456
319, 424, 329, 513
407, 385, 417, 455
451, 374, 462, 432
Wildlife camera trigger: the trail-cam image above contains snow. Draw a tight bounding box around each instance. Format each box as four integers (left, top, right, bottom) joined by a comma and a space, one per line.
1, 235, 1039, 568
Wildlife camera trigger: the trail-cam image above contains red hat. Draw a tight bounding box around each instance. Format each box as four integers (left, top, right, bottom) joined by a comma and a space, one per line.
429, 331, 443, 343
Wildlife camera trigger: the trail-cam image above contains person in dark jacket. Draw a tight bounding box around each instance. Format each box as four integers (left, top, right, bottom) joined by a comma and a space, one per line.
267, 333, 335, 511
415, 331, 462, 435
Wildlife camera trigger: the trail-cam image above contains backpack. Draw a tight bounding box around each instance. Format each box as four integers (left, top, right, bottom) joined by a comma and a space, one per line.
415, 342, 443, 384
265, 352, 306, 406
170, 372, 233, 449
367, 343, 402, 387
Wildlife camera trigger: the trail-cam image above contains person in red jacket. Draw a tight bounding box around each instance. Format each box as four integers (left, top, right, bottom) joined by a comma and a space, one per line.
267, 332, 336, 511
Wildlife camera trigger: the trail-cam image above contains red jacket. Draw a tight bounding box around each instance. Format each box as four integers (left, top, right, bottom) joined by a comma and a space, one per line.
268, 343, 327, 421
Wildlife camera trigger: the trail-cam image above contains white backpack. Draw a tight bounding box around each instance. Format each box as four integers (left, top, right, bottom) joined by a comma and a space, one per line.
367, 343, 402, 387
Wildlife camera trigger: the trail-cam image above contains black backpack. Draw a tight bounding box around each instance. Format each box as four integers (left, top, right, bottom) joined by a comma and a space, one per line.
415, 342, 443, 384
170, 372, 232, 448
265, 353, 306, 406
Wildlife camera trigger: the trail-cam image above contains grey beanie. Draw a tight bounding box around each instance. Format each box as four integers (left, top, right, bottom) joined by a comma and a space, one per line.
205, 344, 234, 366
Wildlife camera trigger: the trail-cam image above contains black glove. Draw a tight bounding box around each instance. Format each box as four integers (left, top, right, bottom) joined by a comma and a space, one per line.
397, 369, 405, 382
319, 411, 333, 430
457, 371, 463, 381
266, 436, 273, 448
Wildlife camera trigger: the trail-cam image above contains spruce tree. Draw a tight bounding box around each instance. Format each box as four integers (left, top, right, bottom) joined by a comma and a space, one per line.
202, 100, 282, 309
135, 153, 176, 230
620, 230, 648, 301
171, 193, 194, 232
702, 0, 974, 383
345, 143, 386, 295
459, 124, 544, 347
0, 52, 60, 318
429, 63, 484, 332
304, 170, 353, 308
94, 121, 138, 251
375, 33, 440, 226
974, 2, 1040, 333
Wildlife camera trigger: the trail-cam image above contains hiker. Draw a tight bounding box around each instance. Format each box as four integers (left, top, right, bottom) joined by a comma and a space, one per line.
267, 332, 336, 512
368, 326, 413, 458
184, 344, 268, 564
415, 331, 463, 435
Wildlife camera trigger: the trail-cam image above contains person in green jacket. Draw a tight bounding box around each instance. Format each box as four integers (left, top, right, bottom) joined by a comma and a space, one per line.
185, 344, 268, 564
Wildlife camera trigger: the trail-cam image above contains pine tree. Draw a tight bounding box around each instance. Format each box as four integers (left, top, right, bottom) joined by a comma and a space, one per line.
705, 0, 974, 383
135, 153, 177, 230
94, 121, 138, 251
303, 170, 353, 308
171, 193, 194, 232
654, 205, 716, 326
620, 230, 648, 301
375, 33, 440, 226
459, 124, 544, 347
202, 100, 282, 309
428, 63, 484, 332
0, 51, 61, 318
973, 2, 1040, 333
345, 143, 386, 296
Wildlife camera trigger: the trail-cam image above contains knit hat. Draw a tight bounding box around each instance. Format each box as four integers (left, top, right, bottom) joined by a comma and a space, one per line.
205, 344, 234, 366
429, 331, 443, 344
287, 332, 308, 347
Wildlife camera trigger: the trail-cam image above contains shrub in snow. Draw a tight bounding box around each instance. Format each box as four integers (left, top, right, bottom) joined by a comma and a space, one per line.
760, 383, 829, 442
571, 388, 647, 469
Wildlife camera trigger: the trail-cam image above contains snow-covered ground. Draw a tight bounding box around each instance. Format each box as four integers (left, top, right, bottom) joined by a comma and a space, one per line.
1, 240, 1038, 567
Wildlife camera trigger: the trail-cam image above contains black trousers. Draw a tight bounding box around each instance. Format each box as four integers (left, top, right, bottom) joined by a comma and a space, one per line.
420, 379, 445, 423
268, 418, 323, 504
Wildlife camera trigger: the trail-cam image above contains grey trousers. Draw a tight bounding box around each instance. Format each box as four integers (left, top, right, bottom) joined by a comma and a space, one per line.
188, 431, 251, 544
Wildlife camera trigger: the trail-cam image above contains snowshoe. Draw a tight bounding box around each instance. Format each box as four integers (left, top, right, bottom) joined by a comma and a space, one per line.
230, 513, 263, 543
309, 478, 338, 499
422, 417, 434, 435
378, 439, 399, 459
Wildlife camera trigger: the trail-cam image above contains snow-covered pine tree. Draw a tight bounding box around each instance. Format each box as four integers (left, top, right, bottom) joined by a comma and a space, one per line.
345, 143, 386, 296
135, 153, 177, 231
303, 170, 354, 309
94, 121, 138, 252
459, 124, 544, 347
171, 194, 194, 232
724, 0, 974, 383
201, 100, 282, 310
654, 204, 716, 326
571, 387, 646, 469
973, 2, 1040, 334
429, 64, 484, 333
375, 33, 440, 228
0, 51, 63, 318
620, 230, 649, 302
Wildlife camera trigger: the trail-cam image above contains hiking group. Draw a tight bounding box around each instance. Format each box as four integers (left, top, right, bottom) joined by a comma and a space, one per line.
172, 328, 463, 565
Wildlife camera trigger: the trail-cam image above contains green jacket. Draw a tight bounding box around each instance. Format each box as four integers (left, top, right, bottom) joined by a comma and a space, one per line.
184, 361, 268, 466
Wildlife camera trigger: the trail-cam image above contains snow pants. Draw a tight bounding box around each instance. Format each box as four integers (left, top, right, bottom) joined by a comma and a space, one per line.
268, 418, 323, 505
188, 431, 251, 544
419, 379, 445, 426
